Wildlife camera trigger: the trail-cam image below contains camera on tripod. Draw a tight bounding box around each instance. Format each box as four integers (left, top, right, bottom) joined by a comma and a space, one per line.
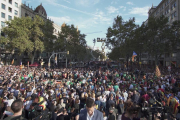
141, 95, 174, 120
28, 103, 52, 120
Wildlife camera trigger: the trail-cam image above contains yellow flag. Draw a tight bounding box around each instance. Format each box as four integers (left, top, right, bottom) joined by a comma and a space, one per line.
11, 59, 14, 65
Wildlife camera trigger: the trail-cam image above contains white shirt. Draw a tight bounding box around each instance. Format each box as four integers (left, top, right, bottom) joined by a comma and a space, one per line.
6, 99, 14, 107
100, 97, 106, 103
123, 92, 128, 102
87, 109, 95, 120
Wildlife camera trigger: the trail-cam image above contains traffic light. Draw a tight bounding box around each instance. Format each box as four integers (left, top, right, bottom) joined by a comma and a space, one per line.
93, 39, 96, 44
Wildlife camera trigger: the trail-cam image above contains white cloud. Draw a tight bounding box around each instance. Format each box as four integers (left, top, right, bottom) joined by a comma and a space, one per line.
49, 16, 71, 25
63, 0, 70, 3
127, 2, 134, 5
94, 10, 111, 23
119, 6, 126, 11
129, 6, 150, 16
111, 0, 120, 5
37, 0, 111, 28
106, 6, 119, 14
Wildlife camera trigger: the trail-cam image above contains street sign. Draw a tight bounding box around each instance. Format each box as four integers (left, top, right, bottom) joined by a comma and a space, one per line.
168, 66, 171, 71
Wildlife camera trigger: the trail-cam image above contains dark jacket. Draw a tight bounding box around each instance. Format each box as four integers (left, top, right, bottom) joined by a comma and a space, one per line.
79, 108, 103, 120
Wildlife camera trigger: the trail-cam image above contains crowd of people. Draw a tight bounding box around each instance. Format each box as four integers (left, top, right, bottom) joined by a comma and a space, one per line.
0, 64, 179, 120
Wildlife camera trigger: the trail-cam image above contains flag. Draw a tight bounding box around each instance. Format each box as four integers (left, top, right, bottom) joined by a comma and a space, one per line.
20, 62, 22, 70
11, 59, 14, 65
155, 65, 161, 78
132, 51, 137, 62
55, 55, 57, 64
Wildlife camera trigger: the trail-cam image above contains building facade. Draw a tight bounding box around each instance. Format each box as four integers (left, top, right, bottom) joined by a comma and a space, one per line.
0, 0, 21, 33
141, 0, 180, 67
0, 0, 22, 64
148, 0, 179, 24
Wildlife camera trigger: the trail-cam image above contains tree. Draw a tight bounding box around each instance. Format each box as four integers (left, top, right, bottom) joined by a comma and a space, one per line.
41, 20, 56, 52
106, 16, 138, 60
29, 15, 44, 63
146, 16, 174, 65
1, 17, 33, 63
55, 24, 87, 62
1, 15, 45, 64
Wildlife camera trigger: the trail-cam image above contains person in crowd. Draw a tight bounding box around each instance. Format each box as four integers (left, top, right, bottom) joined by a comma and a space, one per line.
4, 99, 27, 120
79, 97, 104, 120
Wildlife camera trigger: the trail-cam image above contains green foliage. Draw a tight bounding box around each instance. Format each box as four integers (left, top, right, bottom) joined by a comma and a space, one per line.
106, 15, 178, 65
146, 16, 171, 57
1, 15, 45, 63
106, 16, 138, 60
55, 24, 87, 62
1, 17, 33, 54
41, 20, 56, 52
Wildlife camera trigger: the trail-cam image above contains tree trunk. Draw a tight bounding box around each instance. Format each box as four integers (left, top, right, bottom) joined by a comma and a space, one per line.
155, 54, 158, 67
31, 51, 36, 64
16, 54, 22, 65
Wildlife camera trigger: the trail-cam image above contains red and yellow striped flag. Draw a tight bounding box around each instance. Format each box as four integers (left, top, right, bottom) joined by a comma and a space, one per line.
155, 65, 161, 78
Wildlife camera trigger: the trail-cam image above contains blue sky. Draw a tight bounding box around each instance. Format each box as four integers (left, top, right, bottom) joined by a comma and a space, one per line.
22, 0, 162, 52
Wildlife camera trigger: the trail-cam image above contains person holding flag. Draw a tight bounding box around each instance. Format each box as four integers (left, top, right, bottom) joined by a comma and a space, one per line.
132, 51, 137, 62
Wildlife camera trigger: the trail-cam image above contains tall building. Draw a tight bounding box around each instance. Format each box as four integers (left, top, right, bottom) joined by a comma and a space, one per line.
142, 0, 180, 67
0, 0, 21, 64
148, 0, 179, 24
0, 0, 21, 34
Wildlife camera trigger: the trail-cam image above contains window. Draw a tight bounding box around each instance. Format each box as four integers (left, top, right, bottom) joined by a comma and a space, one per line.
15, 2, 18, 8
171, 4, 174, 10
1, 3, 5, 10
1, 12, 5, 18
174, 11, 177, 17
168, 16, 170, 22
8, 7, 12, 13
8, 15, 12, 20
171, 14, 174, 19
1, 21, 5, 28
14, 10, 18, 15
156, 11, 158, 15
9, 0, 12, 4
174, 2, 176, 7
25, 13, 29, 17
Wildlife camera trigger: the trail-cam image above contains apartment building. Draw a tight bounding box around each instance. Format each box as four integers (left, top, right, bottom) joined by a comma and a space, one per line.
0, 0, 21, 33
148, 0, 179, 24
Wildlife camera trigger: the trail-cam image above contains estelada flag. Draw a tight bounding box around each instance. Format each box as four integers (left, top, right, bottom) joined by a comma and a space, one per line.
11, 59, 14, 65
155, 65, 161, 78
132, 51, 137, 62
